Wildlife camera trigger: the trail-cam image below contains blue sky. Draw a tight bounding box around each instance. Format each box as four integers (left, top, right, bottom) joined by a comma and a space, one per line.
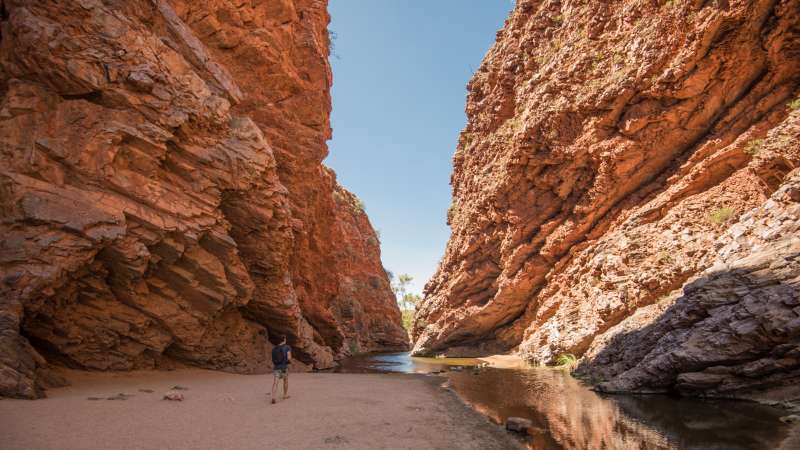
325, 1, 513, 294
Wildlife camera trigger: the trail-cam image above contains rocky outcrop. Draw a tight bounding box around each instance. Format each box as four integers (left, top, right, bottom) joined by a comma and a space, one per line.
413, 0, 799, 401
328, 180, 409, 353
580, 169, 800, 404
0, 0, 406, 399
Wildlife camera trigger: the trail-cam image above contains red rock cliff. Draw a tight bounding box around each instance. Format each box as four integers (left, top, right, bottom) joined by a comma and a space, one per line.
413, 0, 799, 403
0, 0, 407, 399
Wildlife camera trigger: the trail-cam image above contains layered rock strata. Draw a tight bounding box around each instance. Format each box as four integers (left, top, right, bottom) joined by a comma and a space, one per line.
0, 0, 406, 399
581, 168, 800, 404
413, 0, 799, 402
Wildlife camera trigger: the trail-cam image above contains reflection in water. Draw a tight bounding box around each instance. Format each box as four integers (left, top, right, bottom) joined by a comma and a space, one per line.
337, 353, 790, 450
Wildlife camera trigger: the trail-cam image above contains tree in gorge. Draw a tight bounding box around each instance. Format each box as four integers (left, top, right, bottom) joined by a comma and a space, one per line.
389, 272, 420, 331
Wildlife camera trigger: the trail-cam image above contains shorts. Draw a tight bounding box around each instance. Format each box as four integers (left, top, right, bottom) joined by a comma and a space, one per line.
273, 367, 288, 379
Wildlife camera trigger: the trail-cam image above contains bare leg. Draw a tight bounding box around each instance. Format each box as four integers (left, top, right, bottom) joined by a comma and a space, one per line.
283, 376, 289, 399
271, 375, 278, 404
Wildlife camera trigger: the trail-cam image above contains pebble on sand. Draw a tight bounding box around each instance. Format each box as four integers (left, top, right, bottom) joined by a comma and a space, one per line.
163, 391, 185, 401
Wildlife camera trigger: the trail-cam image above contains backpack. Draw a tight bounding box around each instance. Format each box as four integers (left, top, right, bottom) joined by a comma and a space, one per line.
271, 345, 288, 367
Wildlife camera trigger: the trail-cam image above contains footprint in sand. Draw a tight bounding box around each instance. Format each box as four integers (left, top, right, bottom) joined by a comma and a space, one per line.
323, 435, 349, 445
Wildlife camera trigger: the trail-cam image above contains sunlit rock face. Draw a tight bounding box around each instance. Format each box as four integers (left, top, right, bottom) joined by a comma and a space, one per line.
413, 0, 800, 402
0, 0, 406, 398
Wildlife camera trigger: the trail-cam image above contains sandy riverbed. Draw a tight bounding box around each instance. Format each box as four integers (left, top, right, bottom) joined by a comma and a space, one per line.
0, 369, 521, 450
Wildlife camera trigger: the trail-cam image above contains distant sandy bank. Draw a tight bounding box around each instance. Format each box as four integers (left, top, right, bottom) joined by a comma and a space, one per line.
478, 354, 529, 369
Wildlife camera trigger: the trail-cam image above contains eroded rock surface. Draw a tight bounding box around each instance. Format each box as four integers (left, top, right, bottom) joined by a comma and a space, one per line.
0, 0, 406, 398
413, 0, 799, 402
581, 169, 800, 404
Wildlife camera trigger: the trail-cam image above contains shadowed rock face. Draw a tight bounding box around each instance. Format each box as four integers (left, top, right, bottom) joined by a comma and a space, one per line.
579, 171, 800, 405
0, 0, 406, 399
412, 0, 799, 402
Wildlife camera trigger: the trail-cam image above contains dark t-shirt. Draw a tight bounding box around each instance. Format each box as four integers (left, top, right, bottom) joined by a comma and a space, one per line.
272, 344, 291, 370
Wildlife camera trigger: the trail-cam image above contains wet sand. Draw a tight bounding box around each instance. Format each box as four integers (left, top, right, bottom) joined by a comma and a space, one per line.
0, 369, 522, 450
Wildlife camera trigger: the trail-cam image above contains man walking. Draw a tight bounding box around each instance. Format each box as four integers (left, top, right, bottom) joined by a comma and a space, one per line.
270, 335, 291, 404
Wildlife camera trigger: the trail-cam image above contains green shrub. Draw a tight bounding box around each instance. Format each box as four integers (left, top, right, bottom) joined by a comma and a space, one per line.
401, 310, 415, 331
788, 97, 800, 111
554, 353, 578, 369
743, 138, 764, 156
353, 197, 365, 213
447, 203, 458, 223
708, 207, 735, 225
328, 29, 341, 60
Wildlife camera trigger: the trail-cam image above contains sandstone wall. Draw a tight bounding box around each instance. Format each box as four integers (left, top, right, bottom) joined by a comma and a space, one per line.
581, 168, 800, 405
413, 0, 799, 402
0, 0, 406, 399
